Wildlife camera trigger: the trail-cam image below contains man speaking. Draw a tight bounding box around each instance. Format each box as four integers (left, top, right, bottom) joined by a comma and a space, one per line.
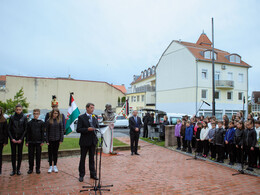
77, 103, 99, 182
129, 110, 142, 155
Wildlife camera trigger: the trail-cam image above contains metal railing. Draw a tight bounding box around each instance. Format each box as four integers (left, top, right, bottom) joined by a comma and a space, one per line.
215, 80, 234, 88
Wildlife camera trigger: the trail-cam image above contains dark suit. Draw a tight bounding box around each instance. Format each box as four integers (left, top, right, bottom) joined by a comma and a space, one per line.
129, 116, 142, 153
76, 113, 99, 177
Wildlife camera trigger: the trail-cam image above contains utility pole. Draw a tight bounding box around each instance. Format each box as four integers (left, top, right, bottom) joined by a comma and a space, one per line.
212, 17, 216, 116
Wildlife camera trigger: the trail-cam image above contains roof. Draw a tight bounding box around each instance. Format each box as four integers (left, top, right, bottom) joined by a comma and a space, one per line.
112, 85, 127, 94
177, 33, 250, 67
2, 75, 125, 94
131, 73, 156, 85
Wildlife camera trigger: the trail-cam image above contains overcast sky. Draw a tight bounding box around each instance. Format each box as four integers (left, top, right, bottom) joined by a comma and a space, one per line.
0, 0, 259, 94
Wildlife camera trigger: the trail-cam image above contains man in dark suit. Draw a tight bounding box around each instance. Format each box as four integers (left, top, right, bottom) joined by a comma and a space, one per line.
77, 103, 99, 182
129, 110, 142, 155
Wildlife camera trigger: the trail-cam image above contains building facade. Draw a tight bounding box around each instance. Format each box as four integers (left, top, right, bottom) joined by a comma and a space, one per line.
156, 33, 251, 119
0, 75, 125, 115
251, 91, 260, 117
126, 66, 156, 111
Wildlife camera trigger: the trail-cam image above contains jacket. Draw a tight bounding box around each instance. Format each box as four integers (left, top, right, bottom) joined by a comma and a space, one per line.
129, 116, 142, 134
200, 127, 209, 141
76, 113, 99, 146
0, 120, 8, 144
46, 119, 64, 143
224, 127, 235, 144
234, 129, 244, 146
215, 128, 225, 146
175, 123, 182, 137
8, 114, 27, 140
208, 128, 216, 144
185, 126, 193, 141
26, 119, 45, 144
243, 128, 256, 147
180, 125, 186, 137
195, 127, 201, 139
45, 112, 66, 134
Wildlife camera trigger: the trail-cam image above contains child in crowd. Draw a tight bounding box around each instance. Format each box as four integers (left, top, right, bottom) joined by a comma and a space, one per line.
180, 120, 187, 151
254, 120, 260, 169
8, 104, 27, 176
224, 121, 236, 165
234, 120, 244, 164
0, 107, 8, 175
46, 108, 64, 173
215, 121, 225, 163
195, 122, 202, 156
243, 120, 256, 171
208, 122, 216, 161
200, 121, 209, 158
26, 109, 45, 174
175, 119, 182, 150
185, 121, 193, 153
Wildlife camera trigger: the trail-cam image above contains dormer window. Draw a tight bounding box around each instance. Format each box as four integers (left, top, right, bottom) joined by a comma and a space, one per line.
144, 70, 147, 78
204, 50, 217, 60
148, 68, 151, 77
152, 66, 156, 74
141, 71, 144, 79
229, 54, 241, 63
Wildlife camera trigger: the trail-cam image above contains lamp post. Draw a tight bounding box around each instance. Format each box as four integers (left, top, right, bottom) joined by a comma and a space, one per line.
212, 17, 216, 116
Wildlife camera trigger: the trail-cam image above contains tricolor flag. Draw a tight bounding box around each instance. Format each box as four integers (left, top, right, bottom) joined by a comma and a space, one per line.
65, 93, 80, 135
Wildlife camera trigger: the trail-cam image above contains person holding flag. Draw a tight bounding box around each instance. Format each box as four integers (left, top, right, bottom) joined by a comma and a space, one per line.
65, 93, 80, 135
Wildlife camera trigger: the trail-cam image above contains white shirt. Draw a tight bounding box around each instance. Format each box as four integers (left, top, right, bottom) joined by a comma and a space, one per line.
200, 127, 210, 141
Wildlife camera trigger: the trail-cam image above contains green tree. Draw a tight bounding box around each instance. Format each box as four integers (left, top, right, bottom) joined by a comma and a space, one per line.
0, 88, 29, 115
121, 96, 126, 103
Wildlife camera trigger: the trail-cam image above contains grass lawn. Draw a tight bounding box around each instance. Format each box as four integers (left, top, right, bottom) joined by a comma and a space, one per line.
140, 137, 165, 147
3, 138, 127, 154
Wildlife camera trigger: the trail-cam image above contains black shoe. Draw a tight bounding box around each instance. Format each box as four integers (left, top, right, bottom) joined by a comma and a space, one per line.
79, 176, 84, 182
17, 170, 21, 175
246, 167, 254, 171
135, 152, 140, 155
229, 162, 234, 166
10, 171, 16, 176
219, 160, 224, 163
131, 152, 134, 155
27, 170, 33, 174
90, 175, 99, 180
36, 170, 41, 174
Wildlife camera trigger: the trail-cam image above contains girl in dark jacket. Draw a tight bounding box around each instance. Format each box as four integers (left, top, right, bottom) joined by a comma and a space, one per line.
180, 120, 186, 151
234, 120, 244, 164
0, 107, 8, 175
46, 108, 64, 173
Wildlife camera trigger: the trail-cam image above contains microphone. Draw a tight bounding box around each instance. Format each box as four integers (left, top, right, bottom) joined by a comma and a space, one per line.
94, 128, 100, 132
202, 100, 211, 106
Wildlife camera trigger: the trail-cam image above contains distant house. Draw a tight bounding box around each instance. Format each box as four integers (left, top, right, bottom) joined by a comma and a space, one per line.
156, 32, 251, 119
127, 66, 156, 111
251, 91, 260, 117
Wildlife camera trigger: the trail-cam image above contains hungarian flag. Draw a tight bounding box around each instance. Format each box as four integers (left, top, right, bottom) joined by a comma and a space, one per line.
65, 93, 80, 135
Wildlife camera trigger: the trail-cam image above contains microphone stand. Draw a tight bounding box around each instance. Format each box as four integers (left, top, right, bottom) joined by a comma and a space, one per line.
81, 127, 113, 194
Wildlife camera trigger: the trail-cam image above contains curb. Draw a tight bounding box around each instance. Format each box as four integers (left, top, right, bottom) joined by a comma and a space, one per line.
2, 145, 140, 162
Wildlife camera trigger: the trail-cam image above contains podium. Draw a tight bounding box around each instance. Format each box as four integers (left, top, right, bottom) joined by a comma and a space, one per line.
101, 121, 114, 154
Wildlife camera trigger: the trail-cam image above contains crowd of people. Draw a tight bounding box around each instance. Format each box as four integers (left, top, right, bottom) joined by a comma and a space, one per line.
0, 98, 65, 176
173, 112, 260, 171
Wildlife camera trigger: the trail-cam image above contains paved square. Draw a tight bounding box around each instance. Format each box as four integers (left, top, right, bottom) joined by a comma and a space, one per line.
0, 137, 259, 194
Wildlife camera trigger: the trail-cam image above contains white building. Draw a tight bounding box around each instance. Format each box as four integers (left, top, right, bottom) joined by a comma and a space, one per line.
156, 33, 251, 119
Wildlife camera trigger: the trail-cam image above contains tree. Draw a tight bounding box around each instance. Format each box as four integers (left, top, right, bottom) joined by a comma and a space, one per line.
121, 96, 126, 103
0, 88, 29, 115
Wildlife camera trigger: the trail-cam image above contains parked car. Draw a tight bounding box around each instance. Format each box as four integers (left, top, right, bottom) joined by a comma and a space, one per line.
98, 115, 103, 123
114, 115, 129, 128
166, 113, 191, 125
28, 113, 45, 122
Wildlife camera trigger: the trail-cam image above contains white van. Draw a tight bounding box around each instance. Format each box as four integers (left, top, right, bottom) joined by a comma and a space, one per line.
166, 113, 191, 125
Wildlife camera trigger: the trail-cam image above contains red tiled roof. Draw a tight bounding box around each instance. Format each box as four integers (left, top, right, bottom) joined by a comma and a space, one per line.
177, 36, 250, 67
0, 75, 6, 81
112, 85, 127, 94
196, 33, 212, 46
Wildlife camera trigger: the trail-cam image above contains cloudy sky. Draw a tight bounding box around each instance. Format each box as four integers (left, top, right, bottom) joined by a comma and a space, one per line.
0, 0, 259, 94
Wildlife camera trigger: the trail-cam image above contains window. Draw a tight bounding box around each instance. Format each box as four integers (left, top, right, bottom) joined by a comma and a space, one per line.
201, 89, 207, 99
238, 92, 243, 100
131, 96, 134, 102
228, 72, 233, 80
137, 95, 140, 102
141, 95, 145, 102
152, 66, 156, 74
229, 54, 241, 63
202, 69, 208, 79
238, 73, 243, 83
215, 71, 220, 80
148, 69, 151, 77
141, 72, 144, 79
227, 92, 233, 100
215, 91, 220, 100
204, 50, 217, 60
133, 96, 136, 102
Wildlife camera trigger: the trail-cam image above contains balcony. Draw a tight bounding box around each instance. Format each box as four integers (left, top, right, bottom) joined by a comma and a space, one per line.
135, 85, 155, 93
215, 80, 234, 89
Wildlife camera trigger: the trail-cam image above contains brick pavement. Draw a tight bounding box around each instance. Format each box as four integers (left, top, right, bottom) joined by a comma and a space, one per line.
0, 137, 260, 194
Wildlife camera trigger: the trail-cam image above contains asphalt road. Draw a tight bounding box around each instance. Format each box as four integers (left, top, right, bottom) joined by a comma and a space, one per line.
66, 128, 133, 138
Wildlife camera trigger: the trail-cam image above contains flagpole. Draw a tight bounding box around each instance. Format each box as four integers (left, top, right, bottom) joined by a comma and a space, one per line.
212, 17, 216, 116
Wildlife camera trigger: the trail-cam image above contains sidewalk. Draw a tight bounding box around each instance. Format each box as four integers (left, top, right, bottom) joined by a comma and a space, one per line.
0, 137, 259, 194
